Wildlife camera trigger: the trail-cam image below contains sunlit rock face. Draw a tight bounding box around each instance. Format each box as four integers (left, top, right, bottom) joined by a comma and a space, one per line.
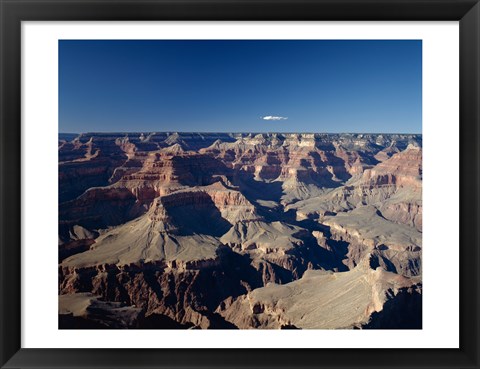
58, 132, 422, 329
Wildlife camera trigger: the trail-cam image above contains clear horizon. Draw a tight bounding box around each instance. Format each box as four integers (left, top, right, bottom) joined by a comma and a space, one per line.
59, 131, 422, 135
59, 40, 422, 134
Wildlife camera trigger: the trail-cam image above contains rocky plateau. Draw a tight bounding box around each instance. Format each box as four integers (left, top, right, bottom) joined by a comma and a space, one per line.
58, 132, 422, 329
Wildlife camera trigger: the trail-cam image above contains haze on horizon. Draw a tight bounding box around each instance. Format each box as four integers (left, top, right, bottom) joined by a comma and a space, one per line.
59, 40, 422, 134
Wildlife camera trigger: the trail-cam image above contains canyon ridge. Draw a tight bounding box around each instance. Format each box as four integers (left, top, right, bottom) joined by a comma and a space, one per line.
58, 132, 422, 329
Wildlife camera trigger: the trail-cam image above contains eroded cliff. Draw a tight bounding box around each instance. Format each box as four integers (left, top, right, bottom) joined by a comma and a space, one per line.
59, 132, 422, 329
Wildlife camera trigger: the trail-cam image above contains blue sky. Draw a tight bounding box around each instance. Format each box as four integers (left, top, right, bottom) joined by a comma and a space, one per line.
59, 40, 421, 133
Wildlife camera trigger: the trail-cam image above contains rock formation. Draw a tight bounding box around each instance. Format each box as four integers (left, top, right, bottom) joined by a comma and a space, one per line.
59, 132, 422, 329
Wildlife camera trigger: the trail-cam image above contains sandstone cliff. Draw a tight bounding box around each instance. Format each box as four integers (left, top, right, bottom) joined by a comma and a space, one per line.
58, 132, 422, 329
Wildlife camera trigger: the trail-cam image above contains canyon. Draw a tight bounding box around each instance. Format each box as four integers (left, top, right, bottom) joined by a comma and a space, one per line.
58, 132, 422, 329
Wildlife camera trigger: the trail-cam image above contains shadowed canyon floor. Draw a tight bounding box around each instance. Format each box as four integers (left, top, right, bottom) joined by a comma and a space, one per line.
59, 132, 422, 329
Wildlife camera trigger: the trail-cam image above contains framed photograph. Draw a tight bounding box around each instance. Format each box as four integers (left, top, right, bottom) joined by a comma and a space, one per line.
1, 0, 479, 368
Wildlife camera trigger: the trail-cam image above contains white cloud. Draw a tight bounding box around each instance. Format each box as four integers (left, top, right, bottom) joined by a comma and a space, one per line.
262, 115, 288, 121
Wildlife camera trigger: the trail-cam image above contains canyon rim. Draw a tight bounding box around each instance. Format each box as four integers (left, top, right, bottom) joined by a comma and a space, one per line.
58, 132, 422, 329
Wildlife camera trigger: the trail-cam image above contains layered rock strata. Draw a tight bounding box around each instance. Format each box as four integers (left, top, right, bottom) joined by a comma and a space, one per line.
59, 132, 422, 329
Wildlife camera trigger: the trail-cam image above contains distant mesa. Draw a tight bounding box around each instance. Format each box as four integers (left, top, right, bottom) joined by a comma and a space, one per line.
58, 131, 422, 329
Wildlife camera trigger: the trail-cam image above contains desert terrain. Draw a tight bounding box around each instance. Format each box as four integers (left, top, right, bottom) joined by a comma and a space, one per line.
58, 132, 422, 329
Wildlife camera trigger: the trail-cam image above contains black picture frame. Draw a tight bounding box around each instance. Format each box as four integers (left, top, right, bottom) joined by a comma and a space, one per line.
1, 0, 479, 368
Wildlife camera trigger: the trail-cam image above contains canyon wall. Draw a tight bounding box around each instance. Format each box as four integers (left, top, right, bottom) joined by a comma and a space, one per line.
59, 132, 422, 329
